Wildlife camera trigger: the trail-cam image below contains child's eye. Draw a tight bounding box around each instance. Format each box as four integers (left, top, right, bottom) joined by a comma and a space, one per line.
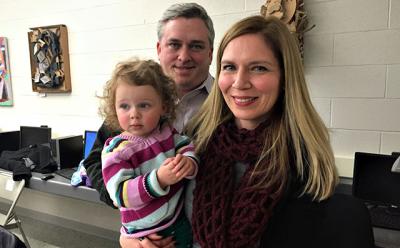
138, 103, 151, 109
119, 103, 130, 110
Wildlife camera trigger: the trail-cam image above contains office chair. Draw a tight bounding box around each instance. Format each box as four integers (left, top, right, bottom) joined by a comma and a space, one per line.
262, 193, 375, 248
0, 171, 30, 248
0, 226, 27, 248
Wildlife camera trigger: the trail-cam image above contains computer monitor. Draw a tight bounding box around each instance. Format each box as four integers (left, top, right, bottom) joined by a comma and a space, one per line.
0, 130, 20, 153
84, 130, 97, 159
353, 152, 400, 207
19, 126, 52, 148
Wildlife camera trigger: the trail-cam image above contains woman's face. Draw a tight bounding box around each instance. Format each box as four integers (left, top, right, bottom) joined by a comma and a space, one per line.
218, 33, 281, 130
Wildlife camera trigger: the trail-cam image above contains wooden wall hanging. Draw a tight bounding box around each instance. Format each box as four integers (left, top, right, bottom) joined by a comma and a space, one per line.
28, 24, 71, 93
261, 0, 315, 59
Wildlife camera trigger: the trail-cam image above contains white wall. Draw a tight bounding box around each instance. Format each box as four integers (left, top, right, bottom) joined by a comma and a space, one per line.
1, 0, 400, 175
304, 0, 400, 175
0, 0, 259, 137
0, 0, 399, 236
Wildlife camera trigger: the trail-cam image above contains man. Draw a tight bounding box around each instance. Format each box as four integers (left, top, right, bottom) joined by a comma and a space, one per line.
84, 2, 214, 209
156, 2, 214, 133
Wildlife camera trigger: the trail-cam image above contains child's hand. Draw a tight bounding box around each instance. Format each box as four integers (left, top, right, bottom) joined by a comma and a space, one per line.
156, 155, 195, 189
157, 158, 179, 189
171, 154, 195, 179
120, 233, 175, 248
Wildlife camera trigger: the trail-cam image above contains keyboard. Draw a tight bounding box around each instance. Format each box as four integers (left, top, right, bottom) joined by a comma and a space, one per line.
55, 168, 76, 180
368, 205, 400, 230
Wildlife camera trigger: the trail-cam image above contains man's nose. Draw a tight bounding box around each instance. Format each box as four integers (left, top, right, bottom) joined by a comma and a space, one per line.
178, 46, 191, 62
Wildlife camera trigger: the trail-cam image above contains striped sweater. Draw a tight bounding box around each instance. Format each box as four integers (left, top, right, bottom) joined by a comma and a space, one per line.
101, 124, 198, 237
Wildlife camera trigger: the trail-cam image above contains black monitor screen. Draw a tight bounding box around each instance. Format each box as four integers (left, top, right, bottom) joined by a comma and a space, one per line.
353, 152, 400, 207
20, 126, 52, 148
0, 131, 20, 152
84, 130, 97, 159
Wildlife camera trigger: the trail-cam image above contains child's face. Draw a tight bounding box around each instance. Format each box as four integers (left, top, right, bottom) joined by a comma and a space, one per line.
115, 80, 166, 137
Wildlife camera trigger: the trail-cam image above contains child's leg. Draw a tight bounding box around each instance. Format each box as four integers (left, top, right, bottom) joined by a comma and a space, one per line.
157, 212, 193, 248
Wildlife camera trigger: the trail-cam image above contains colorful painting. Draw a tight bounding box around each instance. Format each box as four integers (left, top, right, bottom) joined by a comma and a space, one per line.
0, 37, 13, 106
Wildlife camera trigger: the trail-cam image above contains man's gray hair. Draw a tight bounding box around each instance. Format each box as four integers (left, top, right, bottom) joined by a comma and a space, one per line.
157, 3, 215, 48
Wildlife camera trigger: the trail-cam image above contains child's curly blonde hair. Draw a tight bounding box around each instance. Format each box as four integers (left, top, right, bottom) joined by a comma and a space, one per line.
99, 58, 178, 131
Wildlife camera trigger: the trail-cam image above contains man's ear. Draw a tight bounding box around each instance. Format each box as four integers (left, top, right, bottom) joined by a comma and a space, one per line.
157, 41, 161, 57
208, 47, 213, 65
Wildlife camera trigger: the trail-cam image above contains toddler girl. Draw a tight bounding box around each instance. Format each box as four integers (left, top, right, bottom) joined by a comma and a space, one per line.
100, 58, 197, 247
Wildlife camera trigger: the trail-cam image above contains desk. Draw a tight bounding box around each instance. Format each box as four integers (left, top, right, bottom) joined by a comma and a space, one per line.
374, 227, 400, 248
26, 174, 400, 246
338, 177, 400, 248
28, 171, 101, 204
0, 168, 120, 238
0, 168, 102, 204
3, 169, 399, 246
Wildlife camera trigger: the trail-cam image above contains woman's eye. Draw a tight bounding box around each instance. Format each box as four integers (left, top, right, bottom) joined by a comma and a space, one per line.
222, 64, 235, 71
252, 65, 268, 72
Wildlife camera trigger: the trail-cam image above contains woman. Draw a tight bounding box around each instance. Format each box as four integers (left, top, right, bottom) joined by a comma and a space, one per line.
123, 15, 374, 248
185, 15, 338, 248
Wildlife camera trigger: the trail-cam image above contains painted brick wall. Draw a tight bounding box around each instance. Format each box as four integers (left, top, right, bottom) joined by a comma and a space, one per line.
304, 0, 400, 175
0, 0, 399, 176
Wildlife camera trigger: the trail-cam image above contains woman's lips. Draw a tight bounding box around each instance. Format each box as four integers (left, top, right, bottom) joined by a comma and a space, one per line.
232, 96, 257, 106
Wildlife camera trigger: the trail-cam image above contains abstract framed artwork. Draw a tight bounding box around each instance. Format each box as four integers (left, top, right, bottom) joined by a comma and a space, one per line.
28, 24, 71, 93
0, 37, 13, 106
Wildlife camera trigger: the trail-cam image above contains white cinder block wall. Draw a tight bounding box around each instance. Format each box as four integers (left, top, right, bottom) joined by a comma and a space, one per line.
1, 0, 399, 173
0, 0, 399, 232
304, 0, 400, 176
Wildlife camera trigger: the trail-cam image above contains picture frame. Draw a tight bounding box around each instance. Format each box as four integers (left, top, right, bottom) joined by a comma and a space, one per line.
0, 37, 13, 106
28, 24, 71, 93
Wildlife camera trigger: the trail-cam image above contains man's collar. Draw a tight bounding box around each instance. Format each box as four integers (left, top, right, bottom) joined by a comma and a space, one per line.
196, 73, 214, 93
203, 73, 214, 93
181, 73, 214, 98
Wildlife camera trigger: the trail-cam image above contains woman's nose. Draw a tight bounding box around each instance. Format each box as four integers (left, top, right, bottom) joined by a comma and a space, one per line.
232, 69, 251, 89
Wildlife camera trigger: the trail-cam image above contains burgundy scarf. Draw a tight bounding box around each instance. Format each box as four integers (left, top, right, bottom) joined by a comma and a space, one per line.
192, 120, 282, 248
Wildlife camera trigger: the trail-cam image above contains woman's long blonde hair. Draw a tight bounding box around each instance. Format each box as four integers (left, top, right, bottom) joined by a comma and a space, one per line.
186, 16, 338, 201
